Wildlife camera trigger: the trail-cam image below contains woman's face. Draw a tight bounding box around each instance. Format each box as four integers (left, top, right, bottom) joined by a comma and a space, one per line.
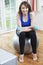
21, 4, 29, 15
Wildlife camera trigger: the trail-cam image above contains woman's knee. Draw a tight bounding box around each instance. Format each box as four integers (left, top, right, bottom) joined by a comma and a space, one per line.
30, 29, 36, 35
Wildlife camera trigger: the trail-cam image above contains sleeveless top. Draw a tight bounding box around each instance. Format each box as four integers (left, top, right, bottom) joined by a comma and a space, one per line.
20, 13, 31, 27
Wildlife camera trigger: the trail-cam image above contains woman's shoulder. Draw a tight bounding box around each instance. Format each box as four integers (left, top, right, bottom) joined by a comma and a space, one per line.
16, 12, 22, 21
30, 12, 34, 16
16, 12, 20, 18
29, 12, 34, 20
30, 12, 33, 15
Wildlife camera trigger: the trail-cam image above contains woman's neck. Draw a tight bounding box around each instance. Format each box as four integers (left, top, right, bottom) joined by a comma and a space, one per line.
23, 14, 28, 22
23, 13, 27, 17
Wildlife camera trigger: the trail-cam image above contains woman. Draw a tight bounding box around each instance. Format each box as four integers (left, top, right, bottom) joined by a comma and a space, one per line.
16, 1, 37, 62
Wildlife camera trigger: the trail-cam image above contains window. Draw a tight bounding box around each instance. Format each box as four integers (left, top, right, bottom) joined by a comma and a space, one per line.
5, 0, 17, 30
0, 8, 2, 30
0, 0, 16, 34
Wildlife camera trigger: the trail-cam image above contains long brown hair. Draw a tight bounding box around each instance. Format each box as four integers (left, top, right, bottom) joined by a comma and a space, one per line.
18, 1, 32, 15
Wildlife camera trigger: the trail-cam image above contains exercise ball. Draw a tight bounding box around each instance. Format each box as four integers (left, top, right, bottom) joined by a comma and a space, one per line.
13, 34, 39, 54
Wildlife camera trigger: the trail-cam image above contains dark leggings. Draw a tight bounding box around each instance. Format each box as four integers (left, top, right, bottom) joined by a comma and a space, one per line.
19, 29, 37, 54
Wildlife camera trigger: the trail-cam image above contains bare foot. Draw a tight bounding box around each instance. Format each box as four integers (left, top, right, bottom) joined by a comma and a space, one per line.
32, 53, 37, 61
19, 54, 24, 63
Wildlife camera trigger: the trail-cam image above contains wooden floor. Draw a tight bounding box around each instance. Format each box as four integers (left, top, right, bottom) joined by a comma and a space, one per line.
0, 30, 43, 65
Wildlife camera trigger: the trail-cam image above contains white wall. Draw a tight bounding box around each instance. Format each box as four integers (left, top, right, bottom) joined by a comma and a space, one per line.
40, 0, 43, 6
31, 0, 43, 31
32, 12, 43, 31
